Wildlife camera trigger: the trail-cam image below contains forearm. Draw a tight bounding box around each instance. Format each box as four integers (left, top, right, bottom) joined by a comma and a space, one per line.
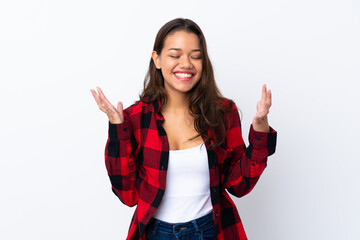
105, 120, 138, 206
224, 125, 277, 197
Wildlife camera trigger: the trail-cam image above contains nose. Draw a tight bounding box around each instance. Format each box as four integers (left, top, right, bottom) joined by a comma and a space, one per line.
179, 56, 193, 69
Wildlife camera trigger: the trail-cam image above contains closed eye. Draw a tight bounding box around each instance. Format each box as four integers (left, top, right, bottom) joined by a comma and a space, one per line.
169, 55, 201, 59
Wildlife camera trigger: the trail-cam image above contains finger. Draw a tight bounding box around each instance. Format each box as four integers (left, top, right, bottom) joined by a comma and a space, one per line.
90, 89, 100, 104
94, 88, 110, 109
94, 87, 114, 113
97, 87, 107, 101
97, 87, 111, 105
261, 84, 267, 103
117, 101, 123, 114
256, 100, 261, 111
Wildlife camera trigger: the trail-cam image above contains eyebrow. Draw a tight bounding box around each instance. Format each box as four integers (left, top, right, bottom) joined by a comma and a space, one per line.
167, 48, 201, 52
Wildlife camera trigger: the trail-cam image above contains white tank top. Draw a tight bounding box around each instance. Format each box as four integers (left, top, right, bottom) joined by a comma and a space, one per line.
152, 143, 213, 223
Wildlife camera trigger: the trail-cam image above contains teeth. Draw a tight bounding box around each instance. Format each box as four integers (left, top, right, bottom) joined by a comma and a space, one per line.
175, 73, 192, 78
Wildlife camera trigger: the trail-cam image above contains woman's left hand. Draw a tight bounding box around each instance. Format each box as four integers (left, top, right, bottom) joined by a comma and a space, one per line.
252, 84, 272, 132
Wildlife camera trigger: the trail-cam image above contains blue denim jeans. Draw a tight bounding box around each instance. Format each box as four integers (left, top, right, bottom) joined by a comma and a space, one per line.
146, 211, 216, 240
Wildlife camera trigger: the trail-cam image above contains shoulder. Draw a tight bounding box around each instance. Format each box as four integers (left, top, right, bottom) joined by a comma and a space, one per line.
218, 98, 238, 115
123, 99, 156, 118
218, 98, 241, 129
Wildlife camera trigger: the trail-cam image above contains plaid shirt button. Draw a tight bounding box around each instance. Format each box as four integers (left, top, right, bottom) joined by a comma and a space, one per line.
255, 137, 260, 140
123, 128, 128, 132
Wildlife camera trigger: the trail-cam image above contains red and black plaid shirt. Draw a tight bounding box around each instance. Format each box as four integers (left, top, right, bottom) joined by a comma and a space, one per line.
105, 98, 277, 240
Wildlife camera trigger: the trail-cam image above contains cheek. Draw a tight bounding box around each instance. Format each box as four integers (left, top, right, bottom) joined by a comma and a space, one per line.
196, 63, 203, 75
162, 62, 176, 73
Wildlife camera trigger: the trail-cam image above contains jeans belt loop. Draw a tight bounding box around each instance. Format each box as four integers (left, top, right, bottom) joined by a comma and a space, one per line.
192, 220, 200, 232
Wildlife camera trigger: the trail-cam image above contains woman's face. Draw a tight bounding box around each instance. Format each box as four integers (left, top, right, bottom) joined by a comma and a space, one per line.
152, 30, 203, 96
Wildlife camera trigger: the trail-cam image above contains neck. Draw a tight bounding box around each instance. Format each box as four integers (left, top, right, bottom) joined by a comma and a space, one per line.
162, 90, 190, 114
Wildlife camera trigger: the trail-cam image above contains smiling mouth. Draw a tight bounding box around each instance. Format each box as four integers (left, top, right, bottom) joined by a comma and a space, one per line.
174, 72, 193, 78
174, 72, 194, 80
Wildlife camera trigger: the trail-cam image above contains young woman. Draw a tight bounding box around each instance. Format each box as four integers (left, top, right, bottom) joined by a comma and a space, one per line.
91, 18, 277, 240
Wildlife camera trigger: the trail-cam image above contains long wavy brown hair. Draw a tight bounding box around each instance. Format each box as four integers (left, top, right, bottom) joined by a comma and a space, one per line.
140, 18, 233, 149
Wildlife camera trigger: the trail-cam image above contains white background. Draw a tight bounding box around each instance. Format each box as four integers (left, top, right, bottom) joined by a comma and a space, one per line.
1, 0, 359, 239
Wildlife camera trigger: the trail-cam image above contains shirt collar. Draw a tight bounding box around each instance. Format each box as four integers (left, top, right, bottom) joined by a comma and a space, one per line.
153, 97, 161, 114
151, 96, 164, 121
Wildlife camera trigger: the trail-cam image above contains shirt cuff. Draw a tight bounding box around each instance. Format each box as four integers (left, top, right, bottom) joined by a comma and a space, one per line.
249, 124, 277, 148
108, 118, 131, 140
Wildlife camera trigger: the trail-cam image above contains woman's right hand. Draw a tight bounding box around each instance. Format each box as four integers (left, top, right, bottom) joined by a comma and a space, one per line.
90, 87, 124, 124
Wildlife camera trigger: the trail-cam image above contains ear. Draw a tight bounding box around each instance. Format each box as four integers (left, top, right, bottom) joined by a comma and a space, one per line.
151, 51, 161, 69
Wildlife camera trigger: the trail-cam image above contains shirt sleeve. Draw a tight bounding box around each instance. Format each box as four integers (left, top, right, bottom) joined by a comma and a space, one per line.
222, 103, 277, 198
104, 117, 138, 207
